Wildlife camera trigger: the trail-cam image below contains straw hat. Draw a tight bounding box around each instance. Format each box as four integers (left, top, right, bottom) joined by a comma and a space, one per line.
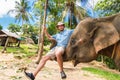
56, 22, 64, 27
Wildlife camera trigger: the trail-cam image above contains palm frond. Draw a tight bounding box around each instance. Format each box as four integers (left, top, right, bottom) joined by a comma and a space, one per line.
7, 9, 16, 14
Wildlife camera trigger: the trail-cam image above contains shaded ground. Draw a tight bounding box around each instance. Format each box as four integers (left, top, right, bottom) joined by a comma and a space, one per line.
0, 53, 119, 80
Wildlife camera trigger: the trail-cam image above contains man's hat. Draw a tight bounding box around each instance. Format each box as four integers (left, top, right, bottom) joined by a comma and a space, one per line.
56, 22, 64, 27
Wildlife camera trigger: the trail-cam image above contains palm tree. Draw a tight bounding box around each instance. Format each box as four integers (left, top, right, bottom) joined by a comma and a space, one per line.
61, 0, 89, 29
80, 0, 97, 17
8, 0, 34, 25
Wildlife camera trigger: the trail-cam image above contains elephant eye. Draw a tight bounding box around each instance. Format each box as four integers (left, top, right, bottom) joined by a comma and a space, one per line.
70, 38, 76, 45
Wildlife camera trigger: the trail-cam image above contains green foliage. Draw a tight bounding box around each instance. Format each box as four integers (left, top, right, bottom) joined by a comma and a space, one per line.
34, 0, 88, 30
21, 24, 39, 44
33, 0, 44, 26
47, 23, 57, 35
8, 0, 34, 25
7, 23, 39, 44
7, 24, 21, 33
96, 55, 117, 69
20, 44, 37, 57
7, 0, 37, 44
31, 34, 38, 44
0, 44, 38, 58
33, 0, 66, 45
0, 44, 50, 58
0, 25, 3, 30
44, 37, 51, 46
104, 57, 117, 69
95, 0, 120, 16
32, 1, 88, 50
63, 0, 88, 28
82, 67, 120, 80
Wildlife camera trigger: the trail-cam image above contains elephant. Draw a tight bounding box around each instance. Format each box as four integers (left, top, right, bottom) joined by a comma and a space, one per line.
66, 13, 120, 69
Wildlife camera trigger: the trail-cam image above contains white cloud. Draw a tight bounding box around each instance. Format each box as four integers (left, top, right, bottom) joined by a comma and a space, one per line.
0, 0, 20, 18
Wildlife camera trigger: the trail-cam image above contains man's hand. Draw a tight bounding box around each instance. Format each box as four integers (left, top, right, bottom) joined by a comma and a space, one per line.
44, 26, 47, 32
49, 38, 57, 49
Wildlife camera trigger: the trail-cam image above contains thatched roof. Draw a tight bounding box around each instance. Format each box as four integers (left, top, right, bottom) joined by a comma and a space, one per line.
0, 30, 21, 39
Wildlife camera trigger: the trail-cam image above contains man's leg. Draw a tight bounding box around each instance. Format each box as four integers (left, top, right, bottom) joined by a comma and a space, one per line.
24, 55, 51, 80
55, 50, 63, 72
33, 56, 51, 76
55, 47, 66, 79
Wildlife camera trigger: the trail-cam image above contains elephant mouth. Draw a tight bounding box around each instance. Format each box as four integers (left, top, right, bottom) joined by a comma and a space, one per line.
72, 60, 80, 67
67, 50, 77, 60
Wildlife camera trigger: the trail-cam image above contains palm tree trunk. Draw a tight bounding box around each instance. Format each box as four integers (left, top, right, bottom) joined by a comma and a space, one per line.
67, 1, 74, 29
70, 10, 72, 29
36, 0, 48, 64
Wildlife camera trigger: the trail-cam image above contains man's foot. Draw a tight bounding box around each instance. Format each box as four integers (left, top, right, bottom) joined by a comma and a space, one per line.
60, 71, 67, 79
24, 71, 35, 80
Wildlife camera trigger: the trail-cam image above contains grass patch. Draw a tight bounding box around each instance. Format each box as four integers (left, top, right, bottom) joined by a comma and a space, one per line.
0, 44, 50, 59
82, 67, 120, 80
0, 44, 38, 58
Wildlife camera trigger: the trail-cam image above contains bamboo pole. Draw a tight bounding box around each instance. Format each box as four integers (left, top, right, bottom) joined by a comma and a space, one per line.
36, 0, 48, 64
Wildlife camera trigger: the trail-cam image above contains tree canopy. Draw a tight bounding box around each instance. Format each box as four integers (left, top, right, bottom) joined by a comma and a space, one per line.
95, 0, 120, 16
33, 0, 88, 36
7, 24, 21, 34
8, 0, 34, 25
0, 25, 3, 30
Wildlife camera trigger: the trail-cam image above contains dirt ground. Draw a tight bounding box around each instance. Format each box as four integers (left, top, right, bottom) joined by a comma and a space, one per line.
0, 53, 119, 80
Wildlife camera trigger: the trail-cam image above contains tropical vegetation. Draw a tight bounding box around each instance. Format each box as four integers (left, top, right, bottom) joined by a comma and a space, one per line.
0, 25, 3, 30
95, 0, 120, 16
1, 0, 120, 70
7, 0, 34, 25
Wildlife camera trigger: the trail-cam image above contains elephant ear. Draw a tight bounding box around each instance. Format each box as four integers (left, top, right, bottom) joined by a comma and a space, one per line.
94, 23, 119, 53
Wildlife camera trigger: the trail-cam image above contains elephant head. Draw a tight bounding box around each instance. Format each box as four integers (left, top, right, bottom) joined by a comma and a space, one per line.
66, 17, 120, 66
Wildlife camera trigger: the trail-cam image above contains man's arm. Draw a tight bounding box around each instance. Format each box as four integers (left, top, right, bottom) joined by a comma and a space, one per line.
44, 27, 52, 39
44, 27, 55, 41
44, 26, 57, 49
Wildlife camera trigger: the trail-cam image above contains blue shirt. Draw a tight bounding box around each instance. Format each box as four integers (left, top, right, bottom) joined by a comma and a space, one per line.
52, 29, 73, 49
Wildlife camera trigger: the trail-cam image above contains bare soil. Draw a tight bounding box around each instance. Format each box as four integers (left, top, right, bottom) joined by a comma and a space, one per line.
0, 53, 119, 80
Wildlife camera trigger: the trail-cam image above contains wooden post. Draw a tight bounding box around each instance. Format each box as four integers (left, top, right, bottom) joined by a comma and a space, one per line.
36, 0, 48, 64
2, 37, 9, 53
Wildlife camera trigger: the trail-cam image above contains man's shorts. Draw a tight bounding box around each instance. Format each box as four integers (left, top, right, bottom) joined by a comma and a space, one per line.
46, 46, 65, 60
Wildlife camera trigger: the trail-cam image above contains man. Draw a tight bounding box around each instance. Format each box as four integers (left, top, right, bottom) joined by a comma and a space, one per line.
24, 22, 73, 80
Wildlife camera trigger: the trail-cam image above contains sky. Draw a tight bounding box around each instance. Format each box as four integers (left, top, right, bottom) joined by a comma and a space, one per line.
0, 0, 35, 30
0, 0, 19, 30
0, 0, 98, 30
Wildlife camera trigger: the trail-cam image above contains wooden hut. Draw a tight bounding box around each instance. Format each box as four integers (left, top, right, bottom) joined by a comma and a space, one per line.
0, 30, 21, 52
